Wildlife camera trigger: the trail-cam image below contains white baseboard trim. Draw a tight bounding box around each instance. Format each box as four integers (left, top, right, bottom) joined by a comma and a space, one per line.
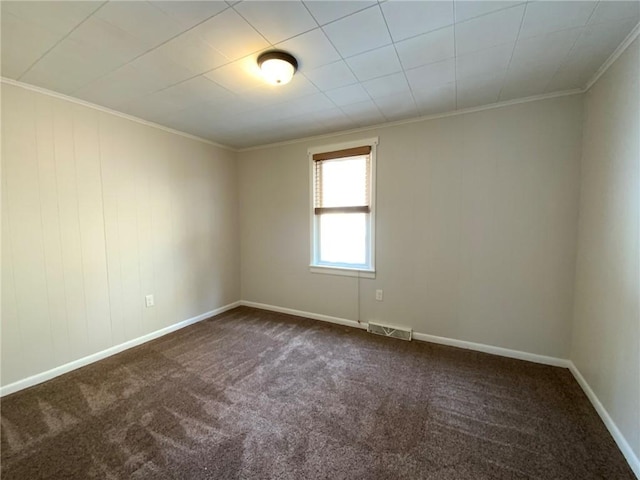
568, 361, 640, 478
240, 301, 367, 330
0, 301, 241, 397
239, 300, 567, 367
411, 332, 570, 367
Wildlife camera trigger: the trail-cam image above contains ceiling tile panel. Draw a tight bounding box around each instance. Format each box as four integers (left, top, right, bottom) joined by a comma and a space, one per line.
588, 0, 640, 24
413, 82, 456, 116
150, 1, 229, 29
509, 27, 583, 72
233, 1, 317, 44
322, 6, 392, 58
519, 1, 597, 39
153, 30, 229, 76
94, 1, 185, 47
240, 75, 320, 106
303, 1, 377, 26
570, 18, 639, 62
339, 100, 386, 126
501, 65, 558, 101
304, 61, 358, 91
204, 55, 266, 93
21, 37, 132, 94
0, 12, 64, 79
1, 0, 102, 36
395, 26, 455, 70
454, 1, 523, 23
168, 99, 255, 133
128, 49, 196, 92
73, 65, 158, 110
381, 0, 453, 42
362, 72, 411, 99
455, 43, 513, 80
276, 29, 341, 71
405, 58, 456, 93
266, 92, 336, 119
121, 94, 185, 122
19, 13, 153, 94
456, 73, 503, 109
345, 45, 403, 82
265, 121, 327, 142
240, 87, 292, 108
156, 76, 235, 107
325, 84, 371, 106
306, 107, 356, 130
19, 58, 96, 95
374, 91, 419, 121
455, 4, 525, 55
545, 62, 594, 91
192, 8, 269, 61
66, 17, 150, 65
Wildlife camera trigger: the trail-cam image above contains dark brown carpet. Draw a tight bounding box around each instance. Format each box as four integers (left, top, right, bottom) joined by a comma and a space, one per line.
1, 306, 634, 479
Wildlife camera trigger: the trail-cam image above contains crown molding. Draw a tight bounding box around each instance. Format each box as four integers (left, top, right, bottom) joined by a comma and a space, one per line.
0, 77, 236, 152
584, 21, 640, 92
237, 88, 584, 152
2, 78, 584, 155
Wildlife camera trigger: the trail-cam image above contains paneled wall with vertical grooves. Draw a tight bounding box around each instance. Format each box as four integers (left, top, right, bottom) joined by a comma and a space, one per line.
1, 83, 240, 386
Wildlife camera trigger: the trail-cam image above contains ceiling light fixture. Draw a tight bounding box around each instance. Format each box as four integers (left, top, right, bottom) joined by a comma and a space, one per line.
257, 51, 298, 86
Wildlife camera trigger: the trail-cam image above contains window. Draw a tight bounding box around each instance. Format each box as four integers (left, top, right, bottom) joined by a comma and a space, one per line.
309, 138, 377, 277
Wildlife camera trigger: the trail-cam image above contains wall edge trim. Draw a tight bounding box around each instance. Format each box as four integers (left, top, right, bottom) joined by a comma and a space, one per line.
0, 77, 235, 151
567, 361, 640, 478
585, 22, 640, 92
2, 78, 586, 154
411, 331, 570, 367
239, 301, 568, 366
0, 301, 241, 397
240, 301, 367, 330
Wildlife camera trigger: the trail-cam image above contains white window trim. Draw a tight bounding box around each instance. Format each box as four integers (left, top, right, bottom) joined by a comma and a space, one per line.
309, 265, 376, 279
308, 137, 378, 278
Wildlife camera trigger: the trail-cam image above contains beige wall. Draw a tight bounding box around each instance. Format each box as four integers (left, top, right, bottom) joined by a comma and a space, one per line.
239, 95, 584, 358
571, 39, 640, 459
1, 83, 240, 386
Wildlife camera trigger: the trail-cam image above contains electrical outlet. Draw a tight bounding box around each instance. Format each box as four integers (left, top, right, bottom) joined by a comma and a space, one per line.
145, 294, 154, 308
375, 289, 383, 301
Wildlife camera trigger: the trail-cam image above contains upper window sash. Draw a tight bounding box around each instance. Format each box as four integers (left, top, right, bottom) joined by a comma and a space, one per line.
313, 154, 371, 213
311, 145, 371, 161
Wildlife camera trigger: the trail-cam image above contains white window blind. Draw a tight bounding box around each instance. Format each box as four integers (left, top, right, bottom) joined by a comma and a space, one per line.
313, 146, 371, 215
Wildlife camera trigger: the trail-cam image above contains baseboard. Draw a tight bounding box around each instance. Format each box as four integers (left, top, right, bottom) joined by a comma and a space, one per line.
239, 300, 567, 367
568, 362, 640, 478
0, 301, 241, 397
412, 332, 570, 367
240, 301, 367, 330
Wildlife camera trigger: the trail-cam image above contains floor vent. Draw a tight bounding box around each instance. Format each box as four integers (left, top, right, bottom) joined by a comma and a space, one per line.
367, 322, 412, 341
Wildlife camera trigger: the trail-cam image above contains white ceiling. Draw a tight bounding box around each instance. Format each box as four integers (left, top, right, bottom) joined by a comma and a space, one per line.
2, 1, 638, 149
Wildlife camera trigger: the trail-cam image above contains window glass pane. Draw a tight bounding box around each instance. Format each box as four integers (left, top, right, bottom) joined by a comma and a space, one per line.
320, 156, 368, 208
319, 213, 366, 265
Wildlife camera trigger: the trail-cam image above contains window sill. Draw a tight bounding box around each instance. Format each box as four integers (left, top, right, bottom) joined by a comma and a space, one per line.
309, 265, 376, 279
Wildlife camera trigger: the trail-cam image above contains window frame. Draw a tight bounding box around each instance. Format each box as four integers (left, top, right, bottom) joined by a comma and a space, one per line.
308, 137, 378, 279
